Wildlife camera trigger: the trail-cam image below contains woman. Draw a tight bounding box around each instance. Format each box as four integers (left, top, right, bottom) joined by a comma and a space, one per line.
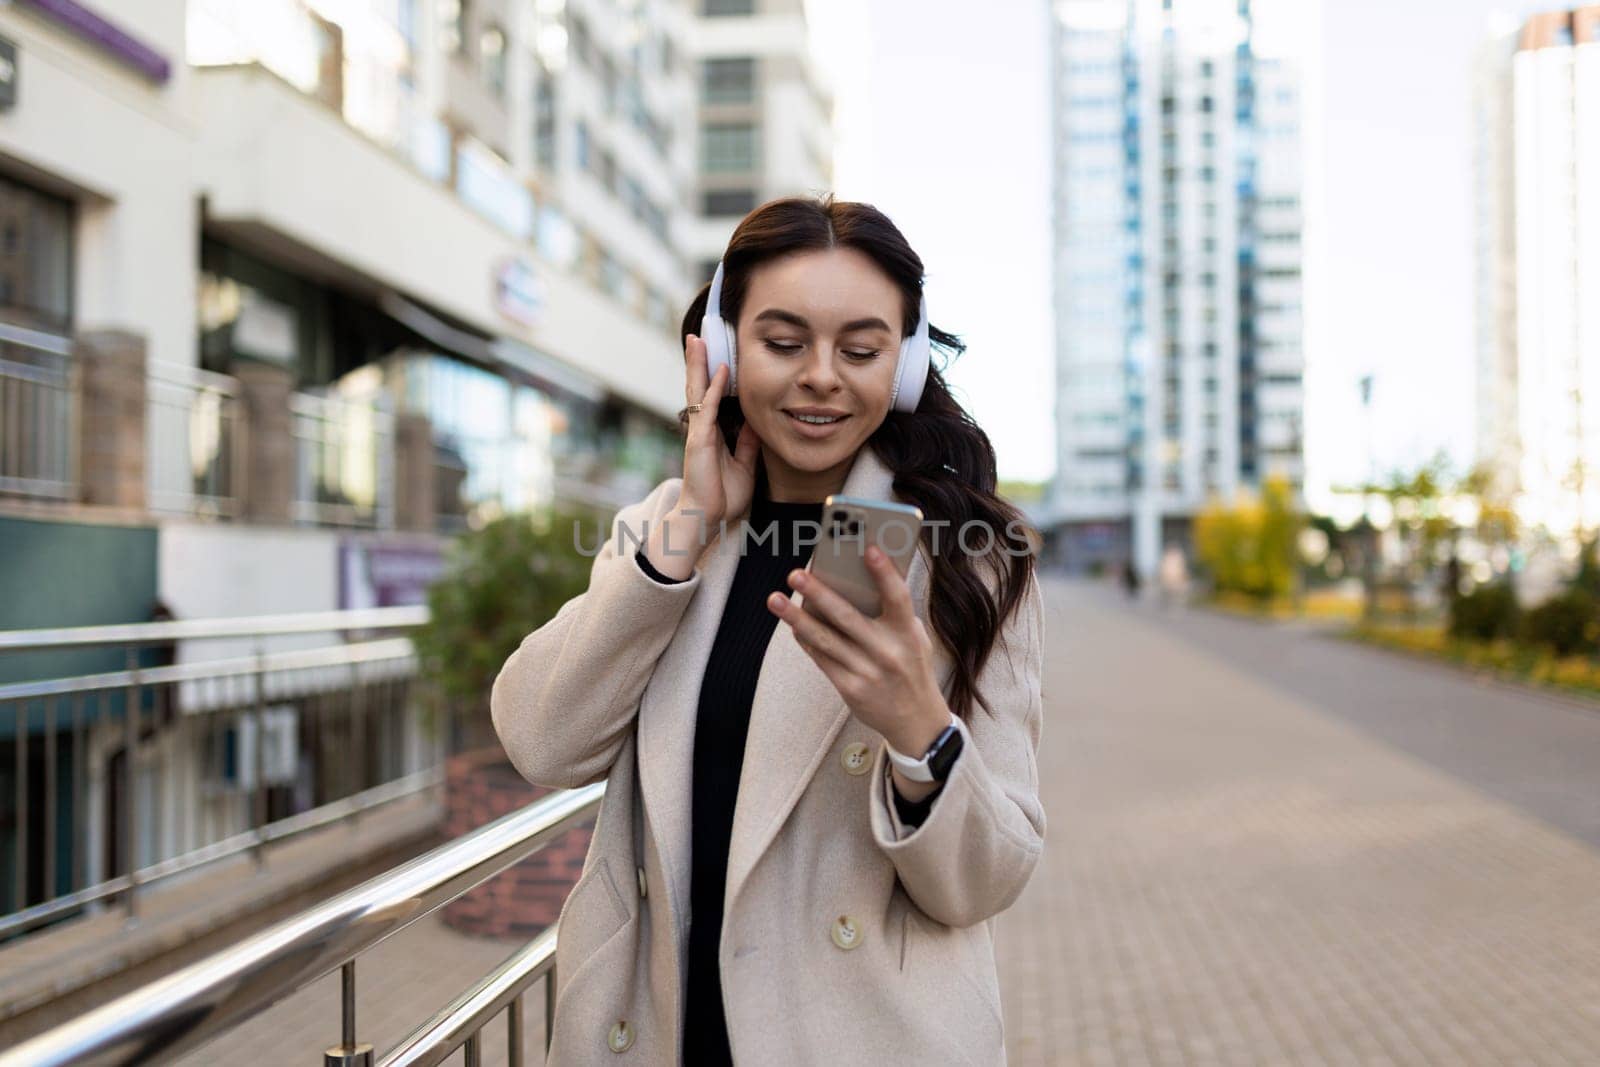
491, 195, 1046, 1065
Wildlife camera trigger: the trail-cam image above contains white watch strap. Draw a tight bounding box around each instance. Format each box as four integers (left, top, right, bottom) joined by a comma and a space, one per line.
885, 713, 958, 783
886, 743, 937, 782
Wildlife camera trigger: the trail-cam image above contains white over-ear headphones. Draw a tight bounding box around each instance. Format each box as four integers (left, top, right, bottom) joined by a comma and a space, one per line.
700, 259, 931, 413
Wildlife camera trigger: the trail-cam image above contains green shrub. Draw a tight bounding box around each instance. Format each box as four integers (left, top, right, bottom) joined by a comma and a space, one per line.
1447, 581, 1520, 643
1521, 589, 1600, 658
1574, 538, 1600, 598
412, 506, 604, 749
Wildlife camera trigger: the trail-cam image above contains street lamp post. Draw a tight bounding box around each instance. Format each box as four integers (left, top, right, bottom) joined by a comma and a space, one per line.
1359, 374, 1377, 620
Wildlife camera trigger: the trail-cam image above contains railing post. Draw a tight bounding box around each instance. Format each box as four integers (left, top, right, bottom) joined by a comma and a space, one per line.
545, 964, 556, 1056
349, 660, 365, 827
252, 651, 267, 869
13, 698, 26, 912
508, 993, 524, 1067
322, 959, 373, 1067
44, 698, 57, 902
123, 649, 141, 922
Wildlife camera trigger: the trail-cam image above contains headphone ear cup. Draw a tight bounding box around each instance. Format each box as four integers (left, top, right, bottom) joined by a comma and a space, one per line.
722, 320, 739, 395
892, 306, 931, 413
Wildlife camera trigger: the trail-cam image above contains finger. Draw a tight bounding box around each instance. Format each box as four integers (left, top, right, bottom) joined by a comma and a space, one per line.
865, 544, 917, 624
687, 362, 725, 449
787, 568, 880, 650
792, 630, 857, 692
732, 420, 761, 472
685, 333, 708, 404
700, 360, 727, 424
768, 591, 871, 675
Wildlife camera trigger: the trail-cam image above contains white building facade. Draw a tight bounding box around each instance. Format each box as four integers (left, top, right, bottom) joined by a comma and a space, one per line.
0, 0, 745, 919
1047, 0, 1305, 578
685, 0, 834, 285
1472, 8, 1600, 543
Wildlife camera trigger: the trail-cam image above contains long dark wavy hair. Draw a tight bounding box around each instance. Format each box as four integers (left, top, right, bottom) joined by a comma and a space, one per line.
677, 194, 1037, 723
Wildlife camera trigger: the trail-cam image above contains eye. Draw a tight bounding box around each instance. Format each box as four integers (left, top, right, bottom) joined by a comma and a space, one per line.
761, 340, 880, 361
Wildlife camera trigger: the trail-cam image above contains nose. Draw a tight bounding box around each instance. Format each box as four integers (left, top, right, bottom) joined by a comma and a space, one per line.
797, 344, 844, 394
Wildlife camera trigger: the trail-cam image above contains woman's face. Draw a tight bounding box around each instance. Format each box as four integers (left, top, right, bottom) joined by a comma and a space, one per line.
733, 246, 905, 494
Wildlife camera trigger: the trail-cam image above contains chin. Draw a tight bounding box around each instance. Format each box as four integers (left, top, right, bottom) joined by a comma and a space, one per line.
769, 439, 854, 473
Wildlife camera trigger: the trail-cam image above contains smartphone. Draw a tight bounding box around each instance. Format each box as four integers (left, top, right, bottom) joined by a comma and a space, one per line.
810, 495, 924, 618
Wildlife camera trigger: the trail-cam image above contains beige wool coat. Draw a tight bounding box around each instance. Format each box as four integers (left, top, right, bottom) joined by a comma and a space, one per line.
490, 442, 1046, 1065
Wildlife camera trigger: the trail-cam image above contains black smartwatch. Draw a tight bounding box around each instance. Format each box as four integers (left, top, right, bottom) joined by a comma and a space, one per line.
885, 716, 965, 783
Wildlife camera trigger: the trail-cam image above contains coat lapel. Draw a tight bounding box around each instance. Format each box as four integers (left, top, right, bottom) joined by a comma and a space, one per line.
635, 443, 929, 942
723, 443, 921, 915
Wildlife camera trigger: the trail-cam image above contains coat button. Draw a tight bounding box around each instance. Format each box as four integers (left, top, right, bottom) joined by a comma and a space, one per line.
637, 865, 648, 899
830, 914, 863, 950
608, 1019, 634, 1052
840, 741, 871, 775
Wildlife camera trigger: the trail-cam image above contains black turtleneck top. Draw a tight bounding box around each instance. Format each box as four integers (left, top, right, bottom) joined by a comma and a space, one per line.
633, 474, 943, 1065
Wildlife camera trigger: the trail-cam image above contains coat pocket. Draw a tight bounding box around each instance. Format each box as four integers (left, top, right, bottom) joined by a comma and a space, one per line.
555, 856, 631, 973
904, 908, 1005, 1044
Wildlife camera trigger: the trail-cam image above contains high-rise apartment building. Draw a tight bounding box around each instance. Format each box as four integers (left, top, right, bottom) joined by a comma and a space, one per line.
686, 0, 834, 287
1047, 0, 1305, 577
1473, 22, 1521, 506
1475, 7, 1600, 539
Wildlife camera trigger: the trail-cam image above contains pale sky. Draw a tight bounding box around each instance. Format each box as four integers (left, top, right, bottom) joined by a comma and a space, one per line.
806, 0, 1558, 503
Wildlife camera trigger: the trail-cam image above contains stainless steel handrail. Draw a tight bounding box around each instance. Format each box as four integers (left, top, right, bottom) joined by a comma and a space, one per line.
378, 926, 559, 1067
0, 783, 606, 1067
0, 767, 444, 940
0, 605, 429, 653
0, 636, 416, 701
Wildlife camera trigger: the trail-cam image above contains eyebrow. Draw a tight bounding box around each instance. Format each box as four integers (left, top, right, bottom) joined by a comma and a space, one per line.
751, 308, 894, 334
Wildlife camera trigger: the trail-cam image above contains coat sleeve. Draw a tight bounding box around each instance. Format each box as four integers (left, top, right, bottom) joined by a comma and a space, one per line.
490, 477, 704, 790
865, 569, 1047, 928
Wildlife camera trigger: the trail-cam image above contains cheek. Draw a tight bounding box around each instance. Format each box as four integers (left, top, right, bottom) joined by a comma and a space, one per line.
856, 362, 898, 409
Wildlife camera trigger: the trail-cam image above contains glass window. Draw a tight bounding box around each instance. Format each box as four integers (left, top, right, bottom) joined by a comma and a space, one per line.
439, 0, 467, 55
702, 122, 757, 173
702, 57, 756, 104
702, 189, 757, 216
575, 120, 591, 169
534, 72, 558, 170
703, 0, 755, 15
0, 175, 74, 334
480, 24, 506, 94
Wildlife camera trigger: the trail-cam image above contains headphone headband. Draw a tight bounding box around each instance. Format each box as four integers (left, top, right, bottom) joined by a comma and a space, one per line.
700, 258, 930, 414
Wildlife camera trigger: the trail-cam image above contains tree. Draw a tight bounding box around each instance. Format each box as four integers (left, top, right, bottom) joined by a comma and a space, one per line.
1193, 473, 1302, 602
412, 504, 605, 753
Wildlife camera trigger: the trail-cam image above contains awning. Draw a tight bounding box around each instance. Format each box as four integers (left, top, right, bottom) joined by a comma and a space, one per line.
377, 290, 606, 404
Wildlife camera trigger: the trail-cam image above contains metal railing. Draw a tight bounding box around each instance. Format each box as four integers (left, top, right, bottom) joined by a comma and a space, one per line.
0, 606, 432, 936
0, 782, 603, 1066
292, 389, 396, 529
146, 360, 246, 518
0, 323, 77, 503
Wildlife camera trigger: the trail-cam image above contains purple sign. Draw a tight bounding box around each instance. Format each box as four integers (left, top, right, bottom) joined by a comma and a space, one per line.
339, 542, 447, 610
18, 0, 171, 85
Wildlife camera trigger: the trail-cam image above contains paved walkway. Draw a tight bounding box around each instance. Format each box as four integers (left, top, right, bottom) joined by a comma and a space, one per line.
997, 578, 1600, 1065
92, 577, 1600, 1064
